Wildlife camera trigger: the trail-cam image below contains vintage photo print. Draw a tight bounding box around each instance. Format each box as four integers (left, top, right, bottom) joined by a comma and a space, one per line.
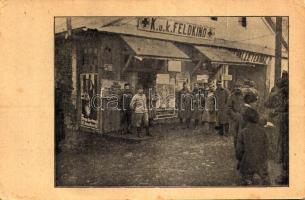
55, 16, 289, 187
2, 0, 305, 199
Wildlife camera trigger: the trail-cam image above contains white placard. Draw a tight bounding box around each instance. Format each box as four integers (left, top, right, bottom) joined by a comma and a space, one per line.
197, 74, 209, 82
168, 60, 182, 72
156, 74, 170, 84
222, 74, 232, 81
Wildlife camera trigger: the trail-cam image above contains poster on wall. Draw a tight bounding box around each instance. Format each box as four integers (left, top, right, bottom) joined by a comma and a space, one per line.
80, 73, 99, 129
156, 84, 175, 109
155, 74, 176, 119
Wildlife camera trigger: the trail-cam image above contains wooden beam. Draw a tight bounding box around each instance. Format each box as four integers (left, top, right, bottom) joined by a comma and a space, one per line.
191, 60, 203, 75
122, 55, 133, 73
101, 17, 126, 28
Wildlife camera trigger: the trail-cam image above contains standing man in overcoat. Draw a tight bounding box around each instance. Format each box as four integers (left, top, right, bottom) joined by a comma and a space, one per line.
192, 82, 203, 130
120, 83, 133, 135
177, 82, 192, 129
215, 80, 230, 136
227, 82, 244, 147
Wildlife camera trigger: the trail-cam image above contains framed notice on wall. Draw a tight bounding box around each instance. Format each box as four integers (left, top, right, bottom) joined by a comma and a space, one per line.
168, 60, 182, 72
156, 74, 170, 84
197, 74, 209, 82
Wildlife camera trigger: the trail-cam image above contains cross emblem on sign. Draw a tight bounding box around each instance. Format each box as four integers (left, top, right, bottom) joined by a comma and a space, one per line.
141, 18, 150, 28
207, 29, 214, 37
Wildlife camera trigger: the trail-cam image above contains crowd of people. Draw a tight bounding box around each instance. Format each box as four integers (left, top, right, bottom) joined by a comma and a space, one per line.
119, 71, 288, 186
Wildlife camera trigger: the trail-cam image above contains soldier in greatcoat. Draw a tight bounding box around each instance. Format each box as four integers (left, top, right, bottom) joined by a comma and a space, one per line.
265, 71, 288, 184
215, 80, 230, 136
202, 82, 217, 133
177, 82, 192, 128
236, 107, 270, 185
227, 83, 244, 147
192, 82, 203, 130
120, 83, 133, 134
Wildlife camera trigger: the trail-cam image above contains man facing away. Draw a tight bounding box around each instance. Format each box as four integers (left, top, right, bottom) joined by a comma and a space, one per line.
130, 85, 152, 138
215, 80, 230, 136
236, 107, 270, 185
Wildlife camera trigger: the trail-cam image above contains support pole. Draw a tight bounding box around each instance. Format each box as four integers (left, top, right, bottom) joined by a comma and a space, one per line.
275, 17, 282, 82
223, 64, 229, 88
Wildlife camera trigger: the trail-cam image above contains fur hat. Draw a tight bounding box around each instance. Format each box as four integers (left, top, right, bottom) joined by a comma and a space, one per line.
244, 91, 258, 104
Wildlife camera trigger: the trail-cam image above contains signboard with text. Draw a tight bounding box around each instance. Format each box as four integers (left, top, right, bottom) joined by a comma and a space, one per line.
222, 74, 233, 81
197, 74, 209, 82
138, 17, 215, 40
168, 60, 182, 72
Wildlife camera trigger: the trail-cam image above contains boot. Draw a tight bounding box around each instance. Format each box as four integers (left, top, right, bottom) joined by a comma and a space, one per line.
137, 127, 142, 138
194, 119, 199, 130
126, 128, 132, 135
186, 119, 190, 128
218, 124, 224, 136
146, 126, 153, 137
179, 118, 183, 124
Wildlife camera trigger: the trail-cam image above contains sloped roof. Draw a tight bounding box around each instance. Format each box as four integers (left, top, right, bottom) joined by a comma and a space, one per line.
98, 25, 287, 57
121, 35, 190, 60
194, 46, 247, 64
55, 17, 288, 57
55, 16, 122, 33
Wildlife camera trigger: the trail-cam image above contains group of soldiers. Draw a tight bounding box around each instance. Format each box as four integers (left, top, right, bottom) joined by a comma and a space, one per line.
176, 80, 255, 136
120, 73, 288, 185
176, 75, 288, 185
120, 79, 259, 138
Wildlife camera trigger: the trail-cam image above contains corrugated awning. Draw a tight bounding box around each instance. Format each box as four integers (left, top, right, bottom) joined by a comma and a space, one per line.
121, 35, 190, 60
195, 46, 247, 64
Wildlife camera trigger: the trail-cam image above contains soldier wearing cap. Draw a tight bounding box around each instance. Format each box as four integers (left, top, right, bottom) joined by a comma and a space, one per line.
177, 82, 192, 128
241, 79, 259, 100
202, 81, 217, 133
130, 84, 152, 137
120, 83, 133, 134
192, 82, 203, 129
227, 82, 244, 147
215, 80, 230, 136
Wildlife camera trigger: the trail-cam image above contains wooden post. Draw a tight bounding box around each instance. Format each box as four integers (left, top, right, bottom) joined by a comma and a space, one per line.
275, 17, 282, 82
66, 17, 72, 39
191, 60, 202, 75
71, 43, 77, 107
122, 55, 133, 73
223, 64, 229, 88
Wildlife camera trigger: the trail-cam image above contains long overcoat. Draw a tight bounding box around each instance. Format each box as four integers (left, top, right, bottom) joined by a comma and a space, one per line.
236, 123, 268, 176
215, 87, 230, 125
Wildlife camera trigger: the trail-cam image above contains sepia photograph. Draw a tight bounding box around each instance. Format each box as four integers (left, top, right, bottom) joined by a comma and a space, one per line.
54, 16, 289, 187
